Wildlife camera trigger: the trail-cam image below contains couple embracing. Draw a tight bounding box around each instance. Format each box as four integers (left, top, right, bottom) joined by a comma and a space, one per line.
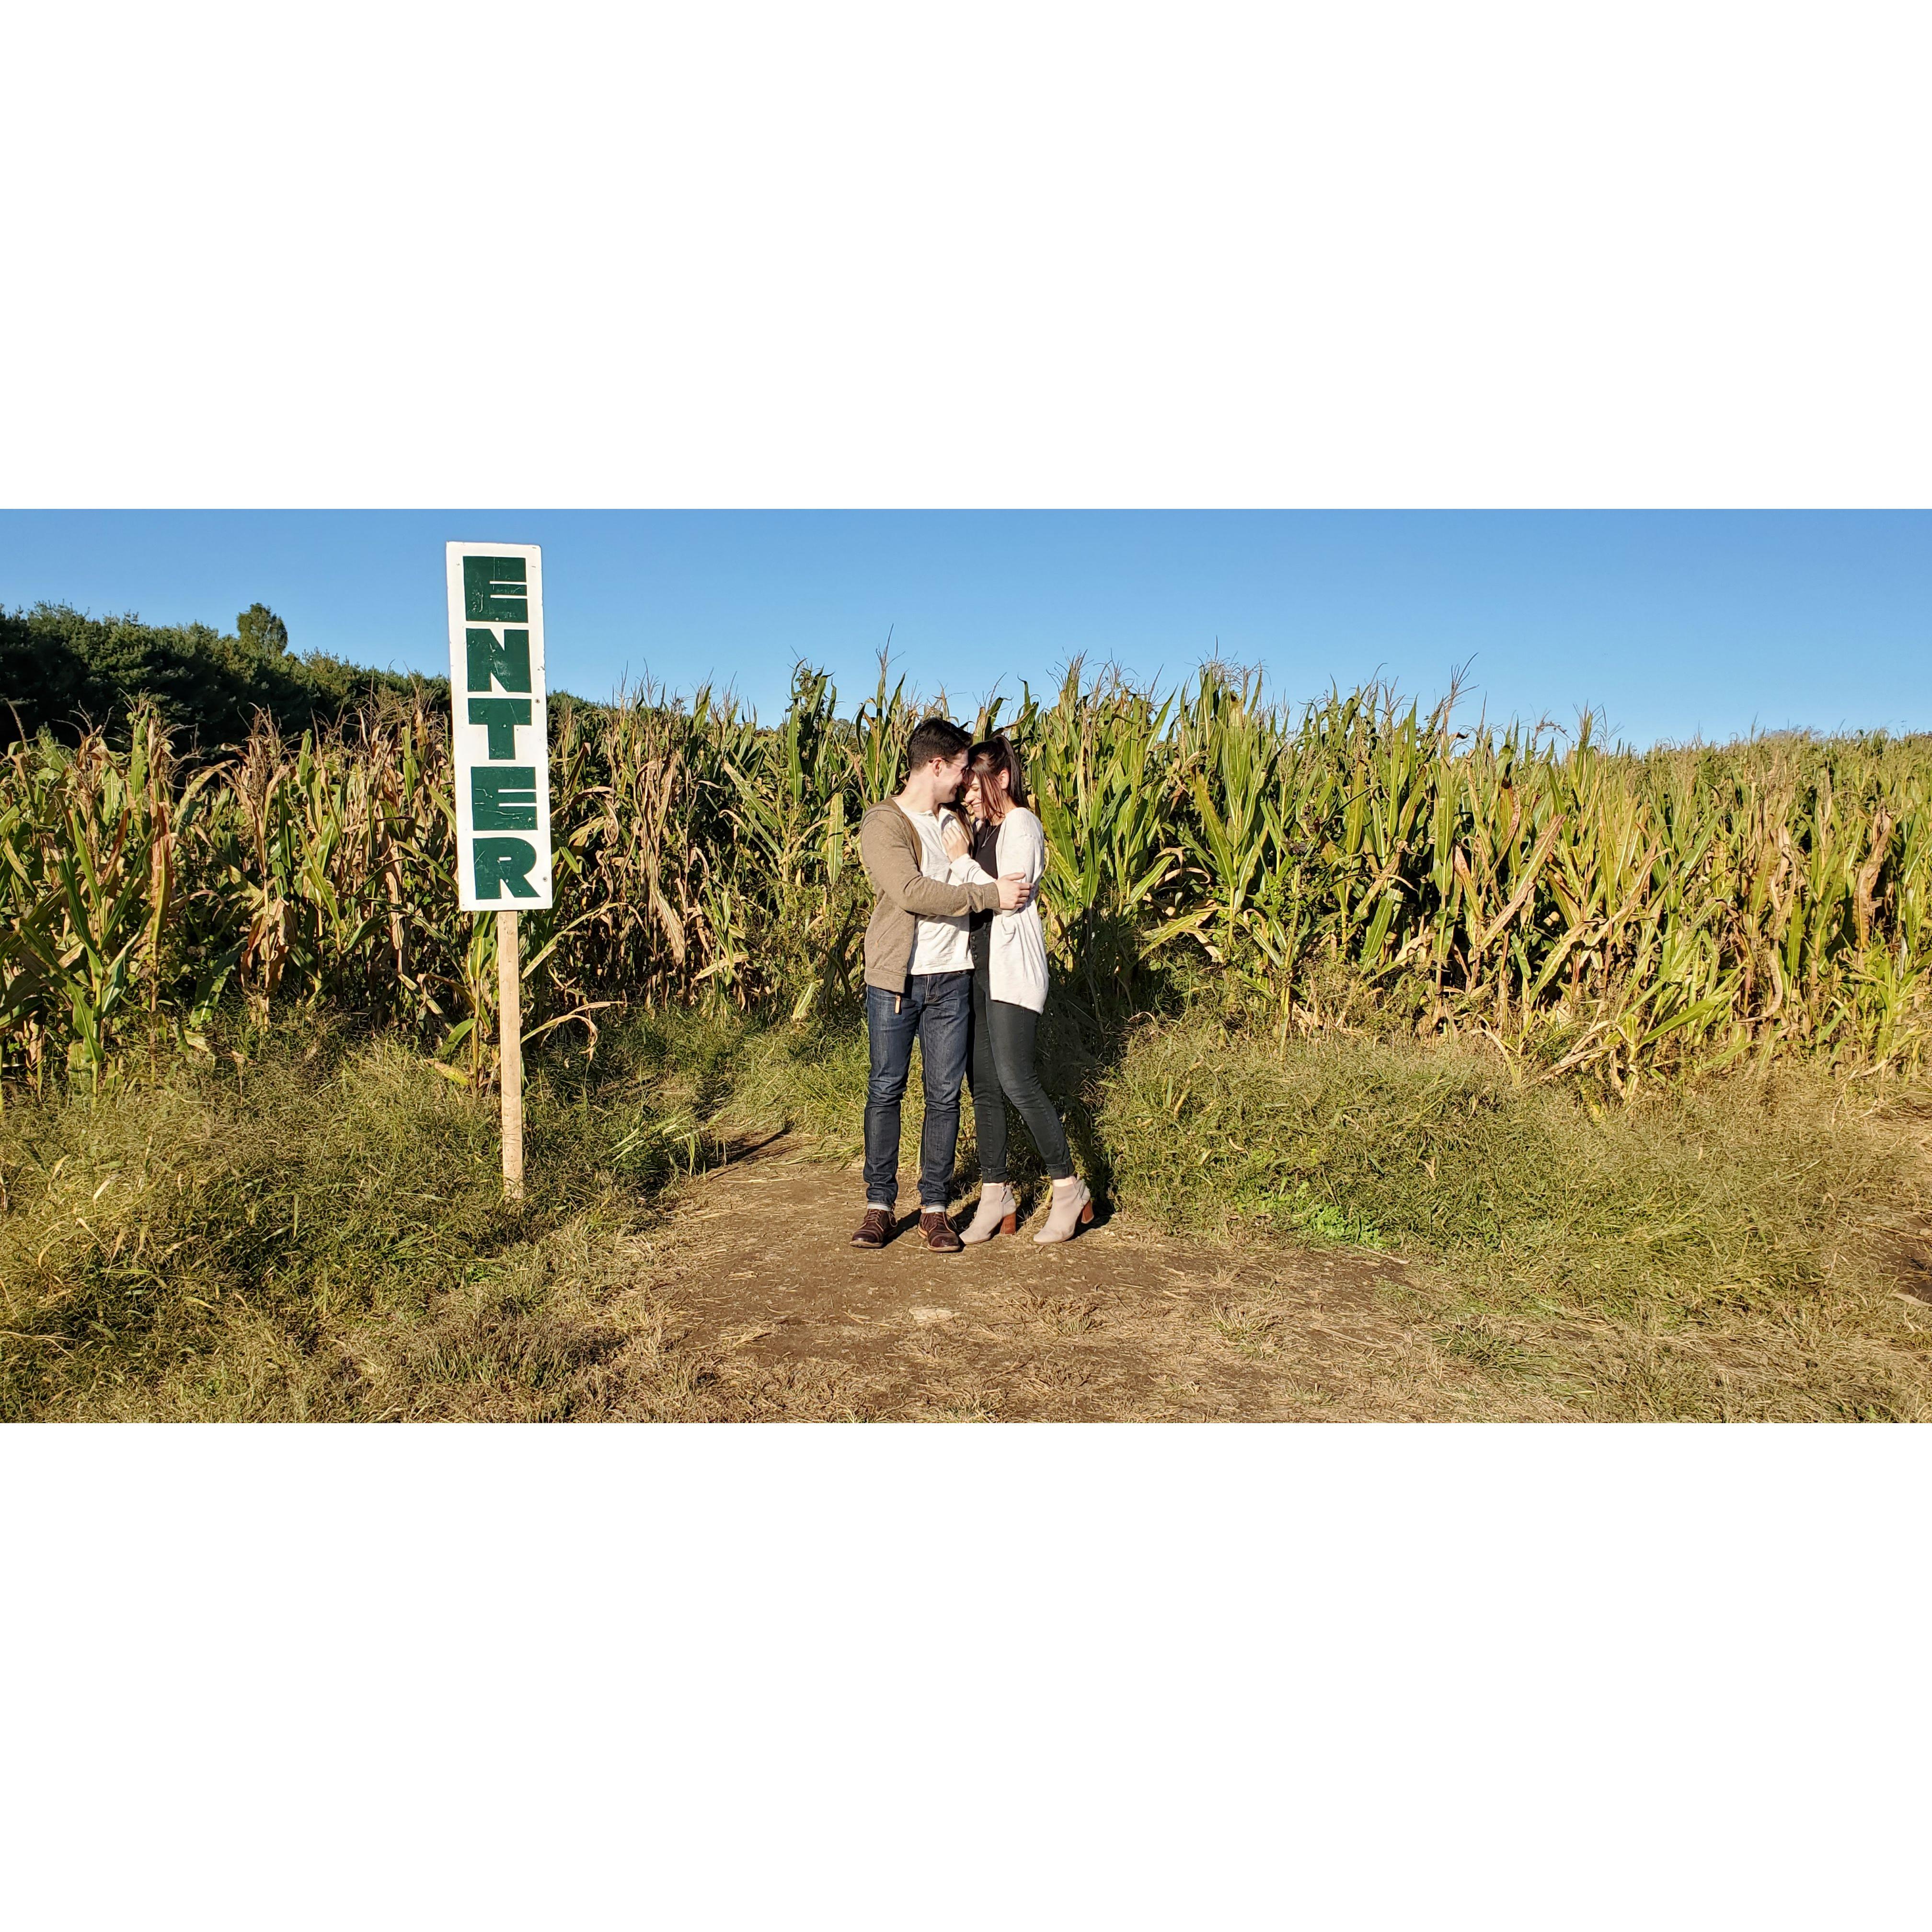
851, 716, 1093, 1254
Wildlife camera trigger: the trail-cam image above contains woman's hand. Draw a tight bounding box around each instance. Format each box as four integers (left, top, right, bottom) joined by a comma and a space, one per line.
941, 815, 970, 861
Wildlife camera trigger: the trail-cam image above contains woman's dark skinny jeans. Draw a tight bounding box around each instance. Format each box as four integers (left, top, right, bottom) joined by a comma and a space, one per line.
969, 966, 1074, 1184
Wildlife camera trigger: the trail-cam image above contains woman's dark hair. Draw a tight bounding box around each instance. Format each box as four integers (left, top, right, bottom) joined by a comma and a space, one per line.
968, 734, 1028, 819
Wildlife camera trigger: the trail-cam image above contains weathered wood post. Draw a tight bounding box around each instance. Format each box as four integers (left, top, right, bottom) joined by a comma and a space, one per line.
497, 908, 524, 1199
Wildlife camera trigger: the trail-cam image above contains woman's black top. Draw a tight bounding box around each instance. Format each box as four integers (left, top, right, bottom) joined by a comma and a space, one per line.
967, 817, 1001, 969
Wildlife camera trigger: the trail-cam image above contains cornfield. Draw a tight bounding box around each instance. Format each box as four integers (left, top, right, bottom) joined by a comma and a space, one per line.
4, 661, 1929, 1097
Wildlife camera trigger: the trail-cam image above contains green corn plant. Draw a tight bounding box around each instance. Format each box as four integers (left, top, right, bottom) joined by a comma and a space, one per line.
1023, 664, 1181, 1019
6, 667, 1932, 1094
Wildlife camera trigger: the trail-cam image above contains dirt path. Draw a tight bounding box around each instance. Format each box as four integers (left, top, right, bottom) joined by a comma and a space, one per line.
638, 1137, 1506, 1421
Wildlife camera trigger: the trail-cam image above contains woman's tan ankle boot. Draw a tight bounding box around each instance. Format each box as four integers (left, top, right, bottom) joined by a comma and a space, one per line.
961, 1183, 1017, 1244
1032, 1177, 1093, 1244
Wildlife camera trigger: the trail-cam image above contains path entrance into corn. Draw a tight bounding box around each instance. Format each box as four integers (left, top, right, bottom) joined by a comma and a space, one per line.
647, 1137, 1494, 1421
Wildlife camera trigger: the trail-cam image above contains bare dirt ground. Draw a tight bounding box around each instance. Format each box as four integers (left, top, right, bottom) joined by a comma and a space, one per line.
632, 1136, 1526, 1421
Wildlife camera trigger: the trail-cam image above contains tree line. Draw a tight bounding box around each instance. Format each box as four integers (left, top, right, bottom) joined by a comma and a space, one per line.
0, 600, 445, 752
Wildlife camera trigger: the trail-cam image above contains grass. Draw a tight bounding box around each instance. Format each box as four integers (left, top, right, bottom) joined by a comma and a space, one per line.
0, 1020, 738, 1421
4, 1005, 1930, 1422
1098, 1017, 1932, 1419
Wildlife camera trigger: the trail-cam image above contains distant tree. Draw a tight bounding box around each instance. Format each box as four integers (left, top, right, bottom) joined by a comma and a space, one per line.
237, 603, 290, 655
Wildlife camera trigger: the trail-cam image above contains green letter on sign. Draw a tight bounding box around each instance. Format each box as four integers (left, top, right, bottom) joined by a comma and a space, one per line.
463, 555, 528, 621
473, 766, 538, 829
467, 696, 531, 758
467, 627, 531, 694
472, 838, 539, 899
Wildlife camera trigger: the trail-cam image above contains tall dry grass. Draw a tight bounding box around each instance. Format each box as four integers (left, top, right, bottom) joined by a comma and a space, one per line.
8, 1005, 1926, 1423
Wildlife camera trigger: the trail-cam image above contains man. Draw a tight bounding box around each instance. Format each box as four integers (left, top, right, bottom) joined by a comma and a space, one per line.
852, 716, 1031, 1253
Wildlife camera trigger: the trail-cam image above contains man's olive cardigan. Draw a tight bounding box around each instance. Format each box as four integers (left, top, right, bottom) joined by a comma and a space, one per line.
858, 801, 1003, 994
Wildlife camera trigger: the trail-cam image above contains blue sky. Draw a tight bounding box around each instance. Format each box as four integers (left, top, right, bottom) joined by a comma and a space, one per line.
2, 510, 1926, 748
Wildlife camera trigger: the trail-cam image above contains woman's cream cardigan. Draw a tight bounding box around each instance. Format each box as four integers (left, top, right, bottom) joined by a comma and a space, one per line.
949, 805, 1050, 1013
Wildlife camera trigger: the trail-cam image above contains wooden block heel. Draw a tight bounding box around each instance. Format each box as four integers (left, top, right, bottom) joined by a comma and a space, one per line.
1000, 1211, 1017, 1235
1079, 1201, 1094, 1225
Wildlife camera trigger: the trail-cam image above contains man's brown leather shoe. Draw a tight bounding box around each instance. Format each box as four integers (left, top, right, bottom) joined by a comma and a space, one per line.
920, 1210, 963, 1254
851, 1207, 892, 1250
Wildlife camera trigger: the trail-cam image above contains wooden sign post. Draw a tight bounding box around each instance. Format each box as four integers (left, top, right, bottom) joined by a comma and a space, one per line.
446, 542, 553, 1201
496, 908, 525, 1198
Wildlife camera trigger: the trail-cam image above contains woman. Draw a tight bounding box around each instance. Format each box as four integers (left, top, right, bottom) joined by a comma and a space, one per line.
940, 734, 1093, 1244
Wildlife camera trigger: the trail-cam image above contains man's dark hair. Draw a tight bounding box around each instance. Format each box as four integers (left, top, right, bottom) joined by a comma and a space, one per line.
906, 715, 972, 774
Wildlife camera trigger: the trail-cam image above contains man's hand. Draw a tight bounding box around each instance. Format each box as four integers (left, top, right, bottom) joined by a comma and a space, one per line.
941, 815, 970, 862
997, 873, 1031, 912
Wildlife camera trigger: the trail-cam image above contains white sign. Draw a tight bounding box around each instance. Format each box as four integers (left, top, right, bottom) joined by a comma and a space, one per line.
446, 541, 553, 910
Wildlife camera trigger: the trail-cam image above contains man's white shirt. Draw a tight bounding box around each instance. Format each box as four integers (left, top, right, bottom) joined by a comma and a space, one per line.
905, 807, 974, 975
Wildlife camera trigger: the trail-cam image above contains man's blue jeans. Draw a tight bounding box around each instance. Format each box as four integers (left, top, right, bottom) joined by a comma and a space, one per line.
863, 972, 973, 1211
